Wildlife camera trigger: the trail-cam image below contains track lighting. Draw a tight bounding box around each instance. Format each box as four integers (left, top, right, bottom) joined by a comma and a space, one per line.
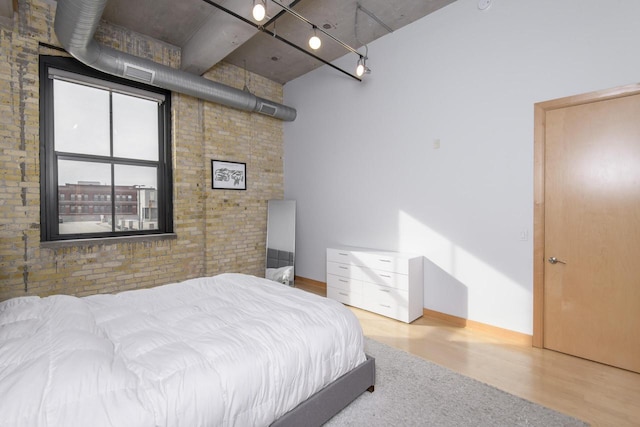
244, 0, 371, 80
355, 59, 364, 77
252, 0, 266, 21
308, 26, 321, 50
355, 56, 369, 77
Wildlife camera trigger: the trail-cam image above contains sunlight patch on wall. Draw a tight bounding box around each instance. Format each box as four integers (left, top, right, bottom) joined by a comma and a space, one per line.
398, 210, 528, 308
398, 211, 454, 274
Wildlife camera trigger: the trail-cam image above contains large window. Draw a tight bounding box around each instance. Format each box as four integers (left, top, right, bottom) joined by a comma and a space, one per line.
40, 56, 172, 241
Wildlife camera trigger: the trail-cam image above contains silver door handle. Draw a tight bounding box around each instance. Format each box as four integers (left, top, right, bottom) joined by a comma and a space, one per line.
548, 257, 566, 265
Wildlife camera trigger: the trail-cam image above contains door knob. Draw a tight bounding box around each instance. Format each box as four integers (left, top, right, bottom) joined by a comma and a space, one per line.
548, 257, 566, 265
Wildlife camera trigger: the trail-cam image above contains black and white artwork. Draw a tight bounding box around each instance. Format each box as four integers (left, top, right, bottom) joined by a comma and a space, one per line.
211, 160, 246, 190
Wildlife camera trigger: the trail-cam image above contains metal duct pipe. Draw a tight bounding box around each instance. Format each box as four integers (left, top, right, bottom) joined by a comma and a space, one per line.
54, 0, 297, 121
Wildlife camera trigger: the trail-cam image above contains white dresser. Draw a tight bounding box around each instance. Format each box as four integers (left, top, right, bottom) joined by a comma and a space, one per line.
326, 247, 424, 323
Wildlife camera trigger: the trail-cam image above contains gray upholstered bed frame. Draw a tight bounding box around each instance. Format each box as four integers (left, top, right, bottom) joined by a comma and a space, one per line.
271, 355, 375, 427
265, 249, 374, 425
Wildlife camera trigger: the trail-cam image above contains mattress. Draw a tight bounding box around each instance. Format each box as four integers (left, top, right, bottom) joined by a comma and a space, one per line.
0, 273, 366, 427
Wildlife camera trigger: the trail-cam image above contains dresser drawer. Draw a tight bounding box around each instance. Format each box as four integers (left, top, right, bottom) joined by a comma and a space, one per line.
327, 261, 357, 278
352, 251, 409, 274
327, 274, 362, 293
327, 286, 363, 307
360, 267, 409, 291
327, 248, 355, 264
364, 285, 409, 321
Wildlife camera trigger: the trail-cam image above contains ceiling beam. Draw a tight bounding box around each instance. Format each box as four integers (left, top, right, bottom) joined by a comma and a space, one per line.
181, 10, 258, 75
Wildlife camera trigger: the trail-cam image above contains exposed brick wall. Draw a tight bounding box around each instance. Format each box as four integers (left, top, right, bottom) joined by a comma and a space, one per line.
0, 0, 285, 301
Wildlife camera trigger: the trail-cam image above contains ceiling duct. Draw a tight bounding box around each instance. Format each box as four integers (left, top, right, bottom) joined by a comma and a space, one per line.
53, 0, 297, 121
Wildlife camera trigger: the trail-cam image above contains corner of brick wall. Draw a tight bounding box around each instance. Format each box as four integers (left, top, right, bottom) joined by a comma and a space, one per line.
0, 0, 285, 300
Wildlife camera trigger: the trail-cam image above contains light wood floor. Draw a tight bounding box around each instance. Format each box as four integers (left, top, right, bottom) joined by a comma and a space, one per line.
295, 278, 640, 427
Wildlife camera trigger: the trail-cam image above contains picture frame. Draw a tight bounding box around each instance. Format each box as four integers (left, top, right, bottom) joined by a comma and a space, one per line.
211, 160, 246, 190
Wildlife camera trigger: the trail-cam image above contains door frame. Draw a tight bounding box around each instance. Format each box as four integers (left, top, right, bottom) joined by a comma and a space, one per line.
532, 82, 640, 348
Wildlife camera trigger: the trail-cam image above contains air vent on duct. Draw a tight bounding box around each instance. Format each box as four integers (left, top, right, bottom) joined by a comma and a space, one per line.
258, 102, 278, 116
123, 64, 156, 84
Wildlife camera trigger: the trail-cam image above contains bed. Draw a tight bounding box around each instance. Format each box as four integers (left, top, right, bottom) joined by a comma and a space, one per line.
0, 273, 374, 427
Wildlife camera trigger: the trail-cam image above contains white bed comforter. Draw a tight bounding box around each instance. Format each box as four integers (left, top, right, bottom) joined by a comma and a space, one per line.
0, 273, 366, 427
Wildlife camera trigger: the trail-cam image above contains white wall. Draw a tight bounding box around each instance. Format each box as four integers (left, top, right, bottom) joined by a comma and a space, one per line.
282, 0, 640, 334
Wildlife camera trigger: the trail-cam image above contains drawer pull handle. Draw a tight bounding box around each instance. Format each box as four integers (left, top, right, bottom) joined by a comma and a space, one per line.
379, 259, 391, 263
339, 292, 349, 296
339, 279, 348, 283
339, 253, 349, 256
380, 274, 391, 278
380, 289, 391, 293
339, 266, 348, 269
380, 304, 391, 308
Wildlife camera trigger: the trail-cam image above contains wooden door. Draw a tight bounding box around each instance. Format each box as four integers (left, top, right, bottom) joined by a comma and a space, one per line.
537, 90, 640, 373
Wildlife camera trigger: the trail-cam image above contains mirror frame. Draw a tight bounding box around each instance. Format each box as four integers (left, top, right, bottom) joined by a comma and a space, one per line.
265, 199, 296, 286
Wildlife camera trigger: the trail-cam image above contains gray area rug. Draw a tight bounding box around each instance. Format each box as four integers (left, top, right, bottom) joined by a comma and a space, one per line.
326, 338, 589, 426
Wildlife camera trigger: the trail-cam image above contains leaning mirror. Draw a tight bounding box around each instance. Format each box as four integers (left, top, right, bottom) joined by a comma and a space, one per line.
265, 200, 296, 286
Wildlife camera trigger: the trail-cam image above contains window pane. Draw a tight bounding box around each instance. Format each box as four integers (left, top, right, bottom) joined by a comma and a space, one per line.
42, 59, 171, 241
58, 160, 112, 235
112, 93, 159, 161
54, 80, 110, 156
114, 164, 158, 231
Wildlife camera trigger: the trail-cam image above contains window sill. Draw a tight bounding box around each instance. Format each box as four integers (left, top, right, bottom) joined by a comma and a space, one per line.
40, 233, 177, 249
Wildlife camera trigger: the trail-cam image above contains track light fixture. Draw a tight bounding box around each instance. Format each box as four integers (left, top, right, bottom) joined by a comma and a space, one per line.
308, 26, 321, 50
252, 0, 266, 21
355, 58, 365, 77
355, 57, 366, 77
355, 44, 370, 77
261, 0, 370, 79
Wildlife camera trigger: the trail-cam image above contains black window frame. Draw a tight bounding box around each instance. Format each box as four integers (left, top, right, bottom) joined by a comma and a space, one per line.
39, 55, 173, 242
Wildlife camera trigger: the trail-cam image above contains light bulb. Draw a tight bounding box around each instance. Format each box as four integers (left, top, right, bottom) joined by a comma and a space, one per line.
356, 62, 365, 77
309, 35, 321, 50
252, 2, 266, 21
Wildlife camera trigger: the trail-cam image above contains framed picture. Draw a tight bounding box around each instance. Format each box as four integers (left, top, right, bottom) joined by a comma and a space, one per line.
211, 160, 246, 190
